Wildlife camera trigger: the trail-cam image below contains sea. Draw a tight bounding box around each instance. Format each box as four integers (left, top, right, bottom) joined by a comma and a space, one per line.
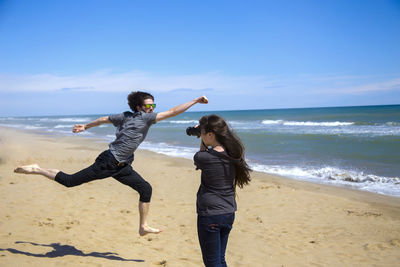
1, 104, 399, 197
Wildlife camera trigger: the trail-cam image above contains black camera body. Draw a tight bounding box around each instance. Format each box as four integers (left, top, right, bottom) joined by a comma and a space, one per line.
186, 126, 201, 137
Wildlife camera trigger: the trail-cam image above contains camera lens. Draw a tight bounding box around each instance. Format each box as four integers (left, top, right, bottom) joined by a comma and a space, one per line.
186, 126, 201, 137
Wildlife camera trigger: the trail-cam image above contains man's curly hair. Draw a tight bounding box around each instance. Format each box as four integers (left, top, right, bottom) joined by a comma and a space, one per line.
127, 91, 154, 112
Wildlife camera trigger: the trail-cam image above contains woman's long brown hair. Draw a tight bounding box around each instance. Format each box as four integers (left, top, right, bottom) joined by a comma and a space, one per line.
199, 114, 251, 188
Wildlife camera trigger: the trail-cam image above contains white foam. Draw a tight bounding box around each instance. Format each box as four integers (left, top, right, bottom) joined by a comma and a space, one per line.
58, 117, 91, 122
0, 117, 24, 121
0, 123, 22, 128
25, 125, 45, 130
54, 124, 74, 128
261, 120, 284, 125
39, 117, 91, 122
165, 120, 198, 124
261, 120, 354, 127
255, 121, 400, 136
0, 123, 45, 130
139, 141, 197, 159
137, 141, 400, 197
79, 131, 94, 135
250, 163, 400, 196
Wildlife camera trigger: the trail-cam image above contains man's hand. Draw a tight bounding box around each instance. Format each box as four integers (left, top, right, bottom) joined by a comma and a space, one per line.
196, 95, 208, 104
72, 117, 110, 133
72, 124, 86, 133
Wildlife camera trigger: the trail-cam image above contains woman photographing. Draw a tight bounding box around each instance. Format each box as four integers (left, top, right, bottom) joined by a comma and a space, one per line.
193, 114, 252, 267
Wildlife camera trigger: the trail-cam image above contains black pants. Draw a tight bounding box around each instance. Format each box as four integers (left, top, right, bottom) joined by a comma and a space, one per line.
197, 213, 235, 267
55, 150, 152, 202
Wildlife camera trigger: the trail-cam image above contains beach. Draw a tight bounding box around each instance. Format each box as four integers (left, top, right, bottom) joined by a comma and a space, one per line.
1, 126, 400, 267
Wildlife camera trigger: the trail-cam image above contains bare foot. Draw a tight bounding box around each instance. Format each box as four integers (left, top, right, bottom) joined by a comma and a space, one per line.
139, 225, 162, 236
14, 164, 40, 174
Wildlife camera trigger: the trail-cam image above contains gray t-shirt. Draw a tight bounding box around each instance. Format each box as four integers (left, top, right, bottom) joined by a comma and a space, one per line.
194, 149, 237, 216
108, 111, 157, 163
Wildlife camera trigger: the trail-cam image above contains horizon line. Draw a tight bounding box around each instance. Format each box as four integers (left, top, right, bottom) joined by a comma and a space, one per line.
1, 103, 399, 118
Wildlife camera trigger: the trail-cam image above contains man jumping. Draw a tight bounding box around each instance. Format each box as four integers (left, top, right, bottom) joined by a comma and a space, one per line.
14, 91, 208, 236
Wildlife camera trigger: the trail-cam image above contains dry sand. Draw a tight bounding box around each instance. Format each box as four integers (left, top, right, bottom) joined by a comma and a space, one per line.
0, 127, 399, 266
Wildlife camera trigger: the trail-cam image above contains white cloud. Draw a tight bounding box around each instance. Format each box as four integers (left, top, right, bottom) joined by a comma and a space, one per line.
1, 70, 399, 97
0, 70, 280, 94
316, 78, 400, 94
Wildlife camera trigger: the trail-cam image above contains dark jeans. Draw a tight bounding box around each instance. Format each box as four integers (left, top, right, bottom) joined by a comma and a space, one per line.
197, 213, 235, 267
55, 150, 152, 202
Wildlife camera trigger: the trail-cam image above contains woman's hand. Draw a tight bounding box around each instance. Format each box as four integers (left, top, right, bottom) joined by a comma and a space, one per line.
196, 124, 208, 151
200, 141, 207, 151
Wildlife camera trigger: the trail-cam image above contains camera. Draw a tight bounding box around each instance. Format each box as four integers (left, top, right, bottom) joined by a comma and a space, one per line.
186, 126, 201, 137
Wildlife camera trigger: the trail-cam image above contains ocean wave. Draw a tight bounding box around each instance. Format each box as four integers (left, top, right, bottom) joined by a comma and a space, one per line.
45, 129, 93, 135
0, 123, 45, 130
0, 117, 24, 121
353, 121, 376, 126
227, 121, 248, 126
261, 120, 284, 125
310, 127, 400, 136
54, 124, 74, 128
0, 123, 22, 128
58, 117, 92, 122
25, 125, 46, 130
234, 122, 400, 136
39, 117, 91, 122
262, 120, 354, 127
135, 140, 400, 196
164, 120, 198, 124
139, 141, 197, 159
250, 163, 400, 196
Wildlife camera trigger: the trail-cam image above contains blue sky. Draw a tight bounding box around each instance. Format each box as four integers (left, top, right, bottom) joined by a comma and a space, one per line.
0, 0, 399, 116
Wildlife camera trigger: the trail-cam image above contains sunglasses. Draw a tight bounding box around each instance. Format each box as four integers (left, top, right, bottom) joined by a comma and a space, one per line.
144, 104, 156, 109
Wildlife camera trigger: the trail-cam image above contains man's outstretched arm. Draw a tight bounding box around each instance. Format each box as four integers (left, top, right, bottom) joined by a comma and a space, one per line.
155, 96, 208, 123
72, 116, 111, 133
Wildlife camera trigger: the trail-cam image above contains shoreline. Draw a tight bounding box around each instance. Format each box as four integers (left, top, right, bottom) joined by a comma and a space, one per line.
1, 126, 400, 266
2, 125, 399, 200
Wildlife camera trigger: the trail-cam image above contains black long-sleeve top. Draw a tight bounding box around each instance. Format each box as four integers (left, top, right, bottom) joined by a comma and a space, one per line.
194, 148, 237, 216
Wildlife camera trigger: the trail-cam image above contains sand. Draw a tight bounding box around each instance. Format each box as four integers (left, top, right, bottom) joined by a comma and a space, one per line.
0, 126, 399, 266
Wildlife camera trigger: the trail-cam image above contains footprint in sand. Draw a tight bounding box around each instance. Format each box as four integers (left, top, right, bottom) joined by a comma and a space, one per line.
364, 239, 400, 251
346, 210, 382, 217
120, 209, 131, 214
154, 260, 167, 266
63, 219, 80, 230
260, 185, 274, 190
179, 224, 187, 234
38, 221, 54, 227
389, 239, 400, 247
